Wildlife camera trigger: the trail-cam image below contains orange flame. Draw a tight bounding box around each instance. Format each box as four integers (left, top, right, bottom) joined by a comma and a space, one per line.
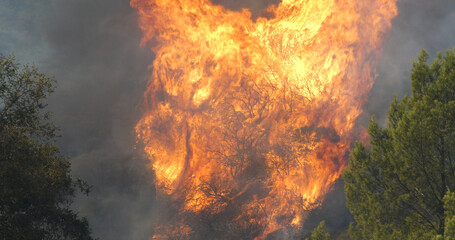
132, 0, 397, 238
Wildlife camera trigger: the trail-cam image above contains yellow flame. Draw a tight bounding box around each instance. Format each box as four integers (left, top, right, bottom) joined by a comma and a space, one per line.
132, 0, 397, 238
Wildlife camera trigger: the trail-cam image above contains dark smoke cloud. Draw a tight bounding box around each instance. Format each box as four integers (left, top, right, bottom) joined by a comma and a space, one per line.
1, 0, 454, 239
41, 1, 159, 239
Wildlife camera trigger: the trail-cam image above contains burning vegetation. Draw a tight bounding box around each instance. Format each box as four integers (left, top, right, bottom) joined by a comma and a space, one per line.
131, 0, 397, 238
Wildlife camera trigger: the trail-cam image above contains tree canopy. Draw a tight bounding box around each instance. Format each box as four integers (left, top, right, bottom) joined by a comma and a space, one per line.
306, 221, 331, 240
0, 55, 93, 240
343, 48, 455, 239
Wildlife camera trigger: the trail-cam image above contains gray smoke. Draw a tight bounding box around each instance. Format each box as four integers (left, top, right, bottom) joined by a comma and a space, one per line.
1, 0, 454, 239
365, 0, 455, 125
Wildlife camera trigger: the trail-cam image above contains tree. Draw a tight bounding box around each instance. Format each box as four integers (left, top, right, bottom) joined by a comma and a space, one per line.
0, 55, 93, 239
343, 48, 455, 239
306, 221, 331, 240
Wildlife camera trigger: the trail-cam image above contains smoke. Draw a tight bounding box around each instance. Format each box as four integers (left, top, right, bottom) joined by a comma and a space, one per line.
41, 1, 159, 239
0, 0, 454, 239
212, 0, 279, 19
365, 0, 455, 125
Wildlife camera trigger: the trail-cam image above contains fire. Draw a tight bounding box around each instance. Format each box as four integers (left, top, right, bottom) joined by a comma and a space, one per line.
131, 0, 397, 238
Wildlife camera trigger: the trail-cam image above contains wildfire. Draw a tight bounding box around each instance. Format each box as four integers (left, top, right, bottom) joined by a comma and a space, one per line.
131, 0, 397, 238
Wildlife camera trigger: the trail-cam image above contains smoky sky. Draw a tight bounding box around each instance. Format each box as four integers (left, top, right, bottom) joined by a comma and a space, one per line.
1, 0, 455, 239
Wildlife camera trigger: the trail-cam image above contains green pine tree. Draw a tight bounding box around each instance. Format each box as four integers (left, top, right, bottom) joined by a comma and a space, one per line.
343, 48, 455, 239
439, 192, 455, 240
308, 221, 331, 240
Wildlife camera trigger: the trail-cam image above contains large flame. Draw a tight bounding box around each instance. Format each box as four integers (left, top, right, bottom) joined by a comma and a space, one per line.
132, 0, 397, 238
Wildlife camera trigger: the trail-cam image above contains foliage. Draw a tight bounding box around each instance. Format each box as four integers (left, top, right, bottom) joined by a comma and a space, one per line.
443, 192, 455, 240
306, 221, 331, 240
343, 48, 455, 239
0, 55, 93, 239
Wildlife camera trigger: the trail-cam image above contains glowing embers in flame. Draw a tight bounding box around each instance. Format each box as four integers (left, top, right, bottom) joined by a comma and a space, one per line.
132, 0, 397, 238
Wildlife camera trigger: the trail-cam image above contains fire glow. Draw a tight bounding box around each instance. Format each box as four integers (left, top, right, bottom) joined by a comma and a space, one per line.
131, 0, 397, 238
